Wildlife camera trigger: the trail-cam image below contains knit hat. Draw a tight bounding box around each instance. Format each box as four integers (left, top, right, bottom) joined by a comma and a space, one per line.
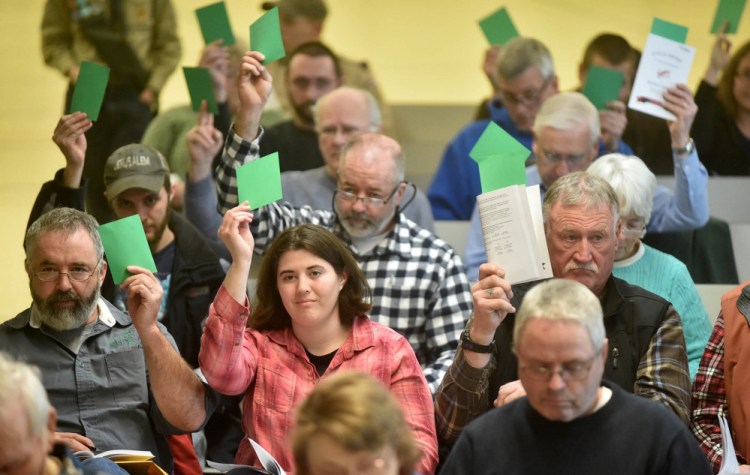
104, 144, 170, 201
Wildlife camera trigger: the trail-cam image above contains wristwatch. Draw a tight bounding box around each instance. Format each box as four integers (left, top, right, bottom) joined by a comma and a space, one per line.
460, 330, 495, 353
673, 138, 695, 156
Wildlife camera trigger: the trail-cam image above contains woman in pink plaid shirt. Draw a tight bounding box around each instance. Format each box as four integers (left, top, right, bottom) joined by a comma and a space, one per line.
198, 203, 438, 474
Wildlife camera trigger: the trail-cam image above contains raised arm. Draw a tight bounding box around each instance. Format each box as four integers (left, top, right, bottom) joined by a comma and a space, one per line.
648, 83, 709, 232
434, 263, 515, 444
122, 266, 207, 432
215, 51, 273, 214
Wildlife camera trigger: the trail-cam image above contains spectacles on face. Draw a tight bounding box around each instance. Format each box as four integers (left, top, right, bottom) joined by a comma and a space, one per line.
622, 219, 646, 236
499, 77, 550, 107
318, 124, 367, 138
537, 148, 589, 168
334, 183, 403, 208
520, 352, 600, 383
33, 259, 102, 283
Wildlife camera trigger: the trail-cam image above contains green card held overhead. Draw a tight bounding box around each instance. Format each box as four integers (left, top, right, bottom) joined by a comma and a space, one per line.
711, 0, 746, 33
237, 152, 283, 210
583, 65, 624, 110
470, 122, 529, 193
183, 67, 218, 114
478, 7, 519, 45
250, 6, 286, 64
69, 61, 110, 121
196, 1, 235, 45
98, 214, 157, 285
651, 17, 688, 43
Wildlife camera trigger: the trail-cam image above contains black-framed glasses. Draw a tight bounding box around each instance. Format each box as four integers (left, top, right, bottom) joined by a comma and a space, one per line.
334, 182, 403, 208
499, 77, 551, 107
33, 259, 102, 283
537, 148, 589, 168
520, 352, 600, 383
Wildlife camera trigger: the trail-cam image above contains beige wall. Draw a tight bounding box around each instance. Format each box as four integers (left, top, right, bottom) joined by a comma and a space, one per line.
0, 0, 744, 319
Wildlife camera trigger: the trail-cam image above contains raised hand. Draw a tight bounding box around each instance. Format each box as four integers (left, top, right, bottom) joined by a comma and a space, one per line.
661, 83, 698, 149
52, 112, 93, 188
120, 266, 163, 337
199, 40, 230, 103
599, 100, 627, 153
186, 100, 224, 182
234, 51, 273, 139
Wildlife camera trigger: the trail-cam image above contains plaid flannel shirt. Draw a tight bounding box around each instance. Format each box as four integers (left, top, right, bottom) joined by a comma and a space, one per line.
199, 286, 438, 473
215, 128, 473, 392
690, 313, 747, 472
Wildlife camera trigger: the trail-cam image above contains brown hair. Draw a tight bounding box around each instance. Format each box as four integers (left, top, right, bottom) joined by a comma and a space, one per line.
717, 41, 750, 118
249, 224, 371, 331
293, 371, 421, 475
581, 33, 636, 72
286, 41, 342, 79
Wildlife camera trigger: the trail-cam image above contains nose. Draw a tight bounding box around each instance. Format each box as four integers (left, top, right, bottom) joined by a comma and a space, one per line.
573, 238, 592, 262
297, 276, 311, 294
332, 129, 348, 145
55, 273, 74, 291
547, 369, 567, 391
351, 196, 367, 213
553, 160, 571, 178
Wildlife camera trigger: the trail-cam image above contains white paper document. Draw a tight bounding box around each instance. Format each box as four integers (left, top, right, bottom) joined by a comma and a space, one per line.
476, 184, 552, 284
718, 414, 741, 474
628, 33, 695, 121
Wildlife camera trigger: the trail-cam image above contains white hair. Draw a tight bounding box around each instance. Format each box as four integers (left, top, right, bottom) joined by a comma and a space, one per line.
587, 154, 656, 223
533, 92, 600, 146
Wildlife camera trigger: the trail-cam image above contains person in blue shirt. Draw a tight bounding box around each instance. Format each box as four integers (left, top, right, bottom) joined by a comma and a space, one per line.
463, 90, 708, 281
428, 37, 632, 221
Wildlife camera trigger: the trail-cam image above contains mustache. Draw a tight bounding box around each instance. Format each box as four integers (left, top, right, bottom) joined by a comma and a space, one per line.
564, 262, 598, 273
48, 290, 82, 304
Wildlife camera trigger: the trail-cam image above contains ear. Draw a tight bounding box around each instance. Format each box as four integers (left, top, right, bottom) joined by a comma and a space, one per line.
168, 183, 176, 202
578, 62, 587, 83
46, 407, 57, 454
98, 259, 108, 281
338, 270, 348, 291
549, 74, 560, 94
600, 338, 609, 361
393, 181, 408, 206
614, 220, 623, 251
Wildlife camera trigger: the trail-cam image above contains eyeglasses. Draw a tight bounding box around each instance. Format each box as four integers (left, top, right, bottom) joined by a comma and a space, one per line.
520, 353, 599, 383
33, 260, 102, 283
334, 183, 403, 208
537, 148, 589, 168
622, 219, 646, 236
499, 77, 550, 107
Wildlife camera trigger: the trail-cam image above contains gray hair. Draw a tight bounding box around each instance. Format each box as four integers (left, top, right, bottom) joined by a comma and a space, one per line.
25, 208, 104, 262
543, 172, 620, 228
533, 92, 600, 146
313, 86, 382, 132
496, 37, 555, 82
513, 279, 605, 351
587, 154, 656, 223
340, 133, 404, 184
0, 352, 51, 436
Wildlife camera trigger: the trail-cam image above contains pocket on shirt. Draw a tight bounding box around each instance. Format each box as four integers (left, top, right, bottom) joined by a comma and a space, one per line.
252, 363, 296, 413
105, 349, 149, 408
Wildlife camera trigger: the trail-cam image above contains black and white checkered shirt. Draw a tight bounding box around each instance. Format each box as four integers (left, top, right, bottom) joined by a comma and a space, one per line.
216, 129, 473, 392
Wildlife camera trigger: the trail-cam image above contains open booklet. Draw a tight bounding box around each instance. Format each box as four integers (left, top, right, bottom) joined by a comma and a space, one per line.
74, 449, 167, 475
718, 414, 742, 474
207, 438, 287, 475
476, 184, 552, 284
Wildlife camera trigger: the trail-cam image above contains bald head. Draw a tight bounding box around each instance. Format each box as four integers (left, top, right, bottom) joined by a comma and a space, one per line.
340, 132, 404, 183
315, 87, 381, 177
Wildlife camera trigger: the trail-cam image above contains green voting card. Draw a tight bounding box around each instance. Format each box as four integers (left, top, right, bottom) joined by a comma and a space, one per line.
470, 122, 529, 193
583, 65, 625, 110
69, 61, 110, 121
651, 18, 688, 43
237, 152, 283, 210
183, 67, 218, 114
711, 0, 746, 33
478, 7, 519, 45
250, 6, 286, 64
98, 214, 157, 285
196, 1, 235, 45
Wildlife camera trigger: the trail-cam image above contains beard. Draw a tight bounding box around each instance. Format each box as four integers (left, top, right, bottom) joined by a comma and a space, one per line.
335, 203, 393, 239
32, 282, 101, 332
292, 100, 315, 126
146, 206, 171, 248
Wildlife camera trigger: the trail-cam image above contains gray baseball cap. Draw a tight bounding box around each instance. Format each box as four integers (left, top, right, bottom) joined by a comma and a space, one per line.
104, 144, 170, 201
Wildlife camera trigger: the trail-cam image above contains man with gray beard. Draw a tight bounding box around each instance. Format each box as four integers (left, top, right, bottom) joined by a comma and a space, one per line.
0, 208, 212, 473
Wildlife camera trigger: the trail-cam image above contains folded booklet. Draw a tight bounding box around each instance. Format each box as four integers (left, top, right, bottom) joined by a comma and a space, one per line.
476, 184, 552, 284
74, 449, 166, 475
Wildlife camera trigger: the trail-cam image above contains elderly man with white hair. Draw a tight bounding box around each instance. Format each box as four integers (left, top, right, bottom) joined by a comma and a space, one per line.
463, 90, 709, 281
588, 154, 712, 381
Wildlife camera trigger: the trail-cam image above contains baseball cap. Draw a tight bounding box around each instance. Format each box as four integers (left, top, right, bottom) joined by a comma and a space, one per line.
104, 144, 170, 201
